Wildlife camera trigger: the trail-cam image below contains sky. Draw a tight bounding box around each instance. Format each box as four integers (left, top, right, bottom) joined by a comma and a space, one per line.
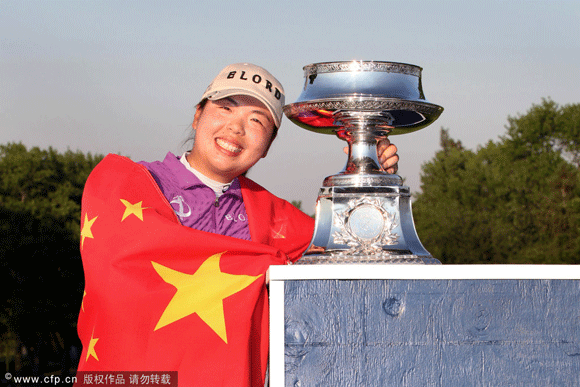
1, 0, 579, 213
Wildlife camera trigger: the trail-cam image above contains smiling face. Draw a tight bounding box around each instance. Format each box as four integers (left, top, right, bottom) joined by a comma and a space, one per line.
186, 95, 276, 183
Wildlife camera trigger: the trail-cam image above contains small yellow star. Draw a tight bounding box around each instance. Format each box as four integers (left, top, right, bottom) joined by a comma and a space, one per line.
152, 252, 262, 344
272, 224, 286, 239
120, 199, 149, 221
80, 213, 98, 250
81, 290, 86, 312
86, 330, 99, 362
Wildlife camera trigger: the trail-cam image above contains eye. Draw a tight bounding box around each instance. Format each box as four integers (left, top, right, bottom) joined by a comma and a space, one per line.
251, 117, 265, 127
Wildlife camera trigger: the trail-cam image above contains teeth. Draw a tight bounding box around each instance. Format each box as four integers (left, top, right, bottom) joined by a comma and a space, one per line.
216, 138, 242, 153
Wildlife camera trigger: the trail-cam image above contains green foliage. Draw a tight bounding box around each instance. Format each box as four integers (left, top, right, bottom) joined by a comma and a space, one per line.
413, 100, 580, 264
0, 143, 102, 374
291, 200, 302, 210
0, 143, 100, 235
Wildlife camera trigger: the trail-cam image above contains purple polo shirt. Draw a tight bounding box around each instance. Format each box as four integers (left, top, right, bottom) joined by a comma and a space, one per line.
138, 152, 251, 240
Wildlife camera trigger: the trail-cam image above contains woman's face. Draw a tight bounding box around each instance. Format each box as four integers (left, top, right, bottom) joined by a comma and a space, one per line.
187, 95, 275, 183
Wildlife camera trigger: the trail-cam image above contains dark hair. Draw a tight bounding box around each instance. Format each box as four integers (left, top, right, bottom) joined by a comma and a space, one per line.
198, 98, 209, 110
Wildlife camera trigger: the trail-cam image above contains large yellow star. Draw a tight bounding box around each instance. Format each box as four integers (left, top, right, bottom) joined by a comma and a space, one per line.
120, 199, 149, 221
86, 330, 99, 362
80, 213, 98, 250
152, 252, 262, 344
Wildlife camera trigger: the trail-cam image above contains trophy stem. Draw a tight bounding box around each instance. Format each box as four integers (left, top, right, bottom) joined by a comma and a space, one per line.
342, 130, 384, 175
323, 111, 403, 187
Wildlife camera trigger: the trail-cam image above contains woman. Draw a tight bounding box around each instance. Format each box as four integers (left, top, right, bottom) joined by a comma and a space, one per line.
76, 63, 398, 386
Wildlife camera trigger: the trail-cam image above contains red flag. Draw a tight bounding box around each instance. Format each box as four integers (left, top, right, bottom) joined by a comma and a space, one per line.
77, 154, 313, 386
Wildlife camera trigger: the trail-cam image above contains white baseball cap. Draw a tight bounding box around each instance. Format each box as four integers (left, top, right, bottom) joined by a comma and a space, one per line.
201, 63, 285, 128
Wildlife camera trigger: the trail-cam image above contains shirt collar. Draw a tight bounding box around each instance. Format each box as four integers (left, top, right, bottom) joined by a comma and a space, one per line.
162, 152, 242, 198
179, 153, 234, 198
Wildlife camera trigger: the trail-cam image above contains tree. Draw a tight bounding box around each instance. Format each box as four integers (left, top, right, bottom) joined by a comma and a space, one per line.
0, 143, 102, 376
413, 100, 580, 264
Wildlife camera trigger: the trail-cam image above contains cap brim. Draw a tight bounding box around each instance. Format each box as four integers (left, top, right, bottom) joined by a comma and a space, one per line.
203, 88, 281, 128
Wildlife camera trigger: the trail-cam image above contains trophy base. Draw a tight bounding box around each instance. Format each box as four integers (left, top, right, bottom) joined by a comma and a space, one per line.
296, 254, 441, 265
302, 182, 441, 265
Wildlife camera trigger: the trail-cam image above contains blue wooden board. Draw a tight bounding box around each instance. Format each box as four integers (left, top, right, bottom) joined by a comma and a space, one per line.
283, 279, 580, 386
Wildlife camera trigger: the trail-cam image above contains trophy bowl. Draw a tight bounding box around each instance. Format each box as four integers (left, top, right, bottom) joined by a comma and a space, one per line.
284, 61, 443, 264
284, 61, 443, 136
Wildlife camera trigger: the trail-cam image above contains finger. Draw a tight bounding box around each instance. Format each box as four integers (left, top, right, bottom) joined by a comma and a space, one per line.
378, 143, 398, 164
384, 153, 399, 169
390, 153, 400, 167
376, 138, 391, 154
384, 155, 399, 174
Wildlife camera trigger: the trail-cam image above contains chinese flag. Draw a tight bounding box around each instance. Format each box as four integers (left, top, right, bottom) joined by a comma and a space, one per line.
76, 154, 313, 386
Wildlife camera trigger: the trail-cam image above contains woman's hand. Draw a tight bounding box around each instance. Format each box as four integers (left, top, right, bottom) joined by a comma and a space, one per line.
377, 138, 399, 174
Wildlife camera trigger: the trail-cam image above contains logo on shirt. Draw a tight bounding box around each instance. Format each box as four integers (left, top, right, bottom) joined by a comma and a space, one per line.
170, 195, 192, 219
225, 213, 247, 223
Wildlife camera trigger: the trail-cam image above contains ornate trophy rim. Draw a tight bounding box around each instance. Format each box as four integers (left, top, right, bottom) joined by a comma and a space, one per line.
283, 97, 444, 135
303, 61, 422, 77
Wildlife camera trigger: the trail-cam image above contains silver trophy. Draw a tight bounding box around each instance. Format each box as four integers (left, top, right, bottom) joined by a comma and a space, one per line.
284, 61, 443, 264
